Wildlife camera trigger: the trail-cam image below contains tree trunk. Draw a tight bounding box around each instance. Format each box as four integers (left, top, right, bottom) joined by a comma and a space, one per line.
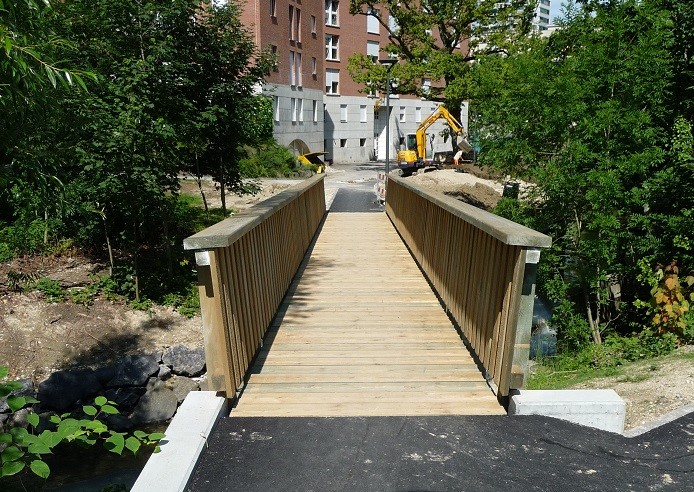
584, 288, 602, 344
219, 155, 226, 215
163, 217, 172, 276
133, 223, 140, 303
44, 209, 49, 245
195, 152, 209, 215
102, 214, 114, 276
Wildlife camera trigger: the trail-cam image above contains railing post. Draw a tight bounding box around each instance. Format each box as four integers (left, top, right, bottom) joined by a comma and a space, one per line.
195, 250, 234, 396
509, 248, 541, 391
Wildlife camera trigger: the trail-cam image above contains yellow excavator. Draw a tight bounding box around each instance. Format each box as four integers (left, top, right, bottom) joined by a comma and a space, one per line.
396, 106, 472, 175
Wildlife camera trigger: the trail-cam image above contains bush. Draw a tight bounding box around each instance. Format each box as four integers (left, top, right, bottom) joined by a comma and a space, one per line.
238, 142, 298, 178
33, 278, 66, 303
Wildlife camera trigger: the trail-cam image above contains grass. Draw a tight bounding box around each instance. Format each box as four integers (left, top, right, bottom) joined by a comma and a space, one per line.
527, 346, 694, 390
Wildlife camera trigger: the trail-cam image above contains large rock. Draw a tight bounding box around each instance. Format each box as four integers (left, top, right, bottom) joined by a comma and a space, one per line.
130, 380, 178, 425
108, 355, 159, 387
162, 345, 206, 377
103, 387, 146, 413
38, 369, 101, 412
169, 376, 200, 403
0, 378, 34, 413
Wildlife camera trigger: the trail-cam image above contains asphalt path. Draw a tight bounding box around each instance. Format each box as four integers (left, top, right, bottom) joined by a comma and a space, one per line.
186, 413, 694, 491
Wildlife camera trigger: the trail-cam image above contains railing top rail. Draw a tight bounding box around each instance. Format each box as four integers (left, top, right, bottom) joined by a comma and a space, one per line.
388, 174, 552, 248
183, 174, 325, 251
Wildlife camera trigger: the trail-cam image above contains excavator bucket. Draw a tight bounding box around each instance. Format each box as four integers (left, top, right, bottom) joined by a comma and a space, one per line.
457, 137, 473, 153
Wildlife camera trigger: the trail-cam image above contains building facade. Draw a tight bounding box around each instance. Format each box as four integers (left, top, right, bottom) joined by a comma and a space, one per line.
240, 0, 456, 164
533, 0, 552, 31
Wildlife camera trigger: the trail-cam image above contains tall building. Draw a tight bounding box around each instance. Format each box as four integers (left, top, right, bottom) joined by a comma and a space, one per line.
533, 0, 552, 31
239, 0, 456, 164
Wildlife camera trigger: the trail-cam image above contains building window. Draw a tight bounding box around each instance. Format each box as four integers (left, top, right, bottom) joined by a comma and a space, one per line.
291, 98, 297, 122
367, 41, 379, 63
540, 16, 549, 23
540, 0, 550, 5
289, 5, 294, 40
298, 99, 304, 122
295, 9, 301, 42
289, 50, 295, 85
270, 0, 276, 17
540, 7, 549, 14
326, 35, 339, 60
340, 104, 348, 122
313, 100, 318, 122
296, 52, 302, 87
367, 8, 380, 34
399, 106, 406, 122
312, 57, 317, 75
360, 138, 366, 147
360, 105, 367, 122
415, 106, 421, 123
340, 139, 347, 148
273, 96, 280, 122
311, 15, 316, 34
325, 69, 339, 94
325, 0, 338, 26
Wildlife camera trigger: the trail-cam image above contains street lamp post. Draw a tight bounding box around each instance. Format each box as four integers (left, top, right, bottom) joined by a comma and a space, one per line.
379, 59, 397, 175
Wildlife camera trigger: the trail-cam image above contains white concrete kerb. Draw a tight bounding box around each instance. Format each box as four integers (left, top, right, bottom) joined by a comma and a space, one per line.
131, 391, 228, 492
509, 389, 626, 434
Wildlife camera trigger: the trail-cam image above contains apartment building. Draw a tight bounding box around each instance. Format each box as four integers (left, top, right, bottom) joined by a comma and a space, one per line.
240, 0, 455, 164
534, 0, 552, 31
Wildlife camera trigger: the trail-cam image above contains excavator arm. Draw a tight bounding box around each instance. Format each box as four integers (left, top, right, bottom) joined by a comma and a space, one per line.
415, 106, 470, 160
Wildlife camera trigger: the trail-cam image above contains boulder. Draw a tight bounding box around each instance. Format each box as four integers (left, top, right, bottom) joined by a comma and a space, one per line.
106, 414, 134, 432
38, 369, 101, 412
162, 345, 206, 377
94, 365, 117, 385
170, 376, 200, 403
103, 387, 146, 413
130, 380, 178, 425
157, 364, 172, 380
108, 355, 159, 387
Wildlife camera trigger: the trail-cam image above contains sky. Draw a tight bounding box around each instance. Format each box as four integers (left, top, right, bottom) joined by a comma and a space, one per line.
549, 0, 567, 24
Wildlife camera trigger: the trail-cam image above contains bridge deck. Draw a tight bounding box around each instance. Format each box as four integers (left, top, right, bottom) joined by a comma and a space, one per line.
231, 212, 504, 417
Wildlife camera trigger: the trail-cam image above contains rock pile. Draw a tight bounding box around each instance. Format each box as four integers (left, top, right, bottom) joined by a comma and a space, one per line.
0, 345, 206, 431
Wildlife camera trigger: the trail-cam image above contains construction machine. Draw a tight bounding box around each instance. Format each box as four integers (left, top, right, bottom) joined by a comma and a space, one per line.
396, 106, 472, 175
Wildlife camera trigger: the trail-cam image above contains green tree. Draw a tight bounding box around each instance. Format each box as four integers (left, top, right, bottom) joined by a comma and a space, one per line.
473, 0, 691, 346
347, 0, 535, 112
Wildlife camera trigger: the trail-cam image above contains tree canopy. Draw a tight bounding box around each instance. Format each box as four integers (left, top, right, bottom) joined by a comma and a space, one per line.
0, 0, 273, 298
348, 0, 535, 110
471, 0, 693, 346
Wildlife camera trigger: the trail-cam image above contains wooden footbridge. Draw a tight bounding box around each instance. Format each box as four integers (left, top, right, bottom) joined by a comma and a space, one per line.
184, 175, 551, 417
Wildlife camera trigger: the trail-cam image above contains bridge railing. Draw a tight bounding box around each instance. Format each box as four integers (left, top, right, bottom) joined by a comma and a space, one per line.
183, 175, 326, 396
386, 175, 551, 396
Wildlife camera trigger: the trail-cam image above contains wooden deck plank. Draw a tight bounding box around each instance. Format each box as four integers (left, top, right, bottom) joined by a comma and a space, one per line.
231, 212, 502, 417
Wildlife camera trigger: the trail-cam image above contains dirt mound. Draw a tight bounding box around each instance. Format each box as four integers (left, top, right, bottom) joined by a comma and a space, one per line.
406, 169, 504, 211
0, 292, 202, 380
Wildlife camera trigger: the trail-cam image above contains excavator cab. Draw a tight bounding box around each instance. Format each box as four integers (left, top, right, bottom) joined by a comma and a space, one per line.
396, 133, 419, 172
405, 133, 417, 152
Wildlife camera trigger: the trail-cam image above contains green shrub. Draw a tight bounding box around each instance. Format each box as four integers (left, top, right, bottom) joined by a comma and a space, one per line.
238, 142, 298, 178
0, 366, 164, 484
33, 278, 65, 303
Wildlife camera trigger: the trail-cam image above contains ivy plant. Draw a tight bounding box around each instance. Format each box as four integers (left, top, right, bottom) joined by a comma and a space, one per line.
0, 367, 164, 482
